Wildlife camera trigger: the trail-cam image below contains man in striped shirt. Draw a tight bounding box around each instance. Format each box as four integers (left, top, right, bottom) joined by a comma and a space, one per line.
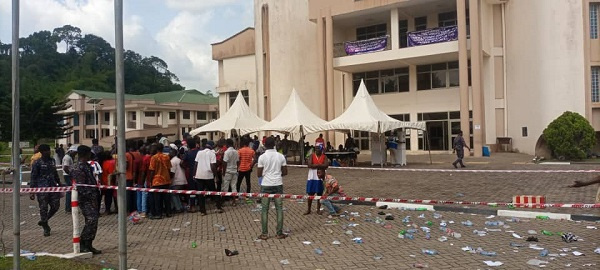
237, 138, 255, 193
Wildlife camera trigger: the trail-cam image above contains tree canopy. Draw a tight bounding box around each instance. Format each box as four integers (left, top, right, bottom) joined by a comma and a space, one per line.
0, 25, 185, 143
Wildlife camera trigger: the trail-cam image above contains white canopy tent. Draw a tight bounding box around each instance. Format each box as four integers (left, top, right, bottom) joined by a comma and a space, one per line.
306, 80, 429, 166
189, 91, 267, 136
252, 88, 327, 134
306, 80, 425, 133
248, 88, 327, 164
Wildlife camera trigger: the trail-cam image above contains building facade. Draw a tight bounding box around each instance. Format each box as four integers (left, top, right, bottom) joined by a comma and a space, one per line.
62, 90, 219, 147
217, 0, 600, 155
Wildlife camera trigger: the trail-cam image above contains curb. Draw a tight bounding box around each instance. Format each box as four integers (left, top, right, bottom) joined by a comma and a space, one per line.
371, 202, 600, 221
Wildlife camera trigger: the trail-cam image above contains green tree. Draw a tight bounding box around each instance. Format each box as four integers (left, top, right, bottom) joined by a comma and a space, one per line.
52, 25, 82, 53
543, 111, 596, 160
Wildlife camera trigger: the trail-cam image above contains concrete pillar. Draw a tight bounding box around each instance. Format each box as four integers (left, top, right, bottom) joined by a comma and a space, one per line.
390, 8, 399, 50
457, 0, 471, 147
109, 111, 116, 136
136, 110, 143, 130
317, 13, 327, 121
469, 0, 485, 157
326, 13, 335, 144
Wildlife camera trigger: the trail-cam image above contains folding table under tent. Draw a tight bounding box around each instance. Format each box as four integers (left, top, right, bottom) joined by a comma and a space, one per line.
305, 80, 428, 167
189, 91, 267, 136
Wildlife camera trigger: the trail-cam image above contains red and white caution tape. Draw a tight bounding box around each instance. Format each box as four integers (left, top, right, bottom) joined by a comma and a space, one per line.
3, 184, 596, 209
287, 164, 599, 173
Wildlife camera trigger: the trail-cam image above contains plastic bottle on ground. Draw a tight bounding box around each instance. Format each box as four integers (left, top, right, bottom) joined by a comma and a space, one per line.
462, 220, 473, 226
421, 249, 438, 255
480, 251, 497, 256
314, 248, 323, 255
540, 249, 548, 257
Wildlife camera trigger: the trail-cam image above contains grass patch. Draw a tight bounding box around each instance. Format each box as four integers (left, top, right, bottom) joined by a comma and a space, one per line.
0, 256, 103, 270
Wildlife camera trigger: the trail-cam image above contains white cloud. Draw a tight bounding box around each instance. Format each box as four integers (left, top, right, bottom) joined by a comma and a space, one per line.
155, 11, 221, 92
165, 0, 244, 10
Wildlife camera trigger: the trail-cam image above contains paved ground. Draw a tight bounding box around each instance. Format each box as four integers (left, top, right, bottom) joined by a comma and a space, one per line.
1, 153, 599, 269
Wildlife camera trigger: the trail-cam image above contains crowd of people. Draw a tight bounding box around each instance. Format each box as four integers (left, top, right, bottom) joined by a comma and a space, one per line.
27, 133, 347, 254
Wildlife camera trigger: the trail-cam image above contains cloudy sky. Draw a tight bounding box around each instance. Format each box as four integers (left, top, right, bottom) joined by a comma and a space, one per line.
0, 0, 254, 93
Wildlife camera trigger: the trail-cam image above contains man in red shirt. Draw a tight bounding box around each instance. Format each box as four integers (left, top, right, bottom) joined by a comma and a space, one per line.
125, 145, 138, 213
237, 138, 255, 193
148, 143, 172, 219
315, 133, 325, 149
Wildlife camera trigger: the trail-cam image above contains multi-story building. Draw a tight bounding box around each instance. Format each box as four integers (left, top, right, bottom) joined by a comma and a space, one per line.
61, 89, 219, 147
216, 0, 600, 156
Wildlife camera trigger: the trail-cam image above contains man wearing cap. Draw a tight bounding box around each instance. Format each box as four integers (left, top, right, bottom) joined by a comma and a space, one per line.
30, 144, 62, 236
194, 140, 224, 215
62, 145, 78, 213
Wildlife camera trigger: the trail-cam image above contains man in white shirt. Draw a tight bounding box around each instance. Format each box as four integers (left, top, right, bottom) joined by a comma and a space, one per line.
194, 141, 223, 215
62, 146, 77, 213
222, 139, 239, 205
170, 149, 187, 213
257, 137, 288, 240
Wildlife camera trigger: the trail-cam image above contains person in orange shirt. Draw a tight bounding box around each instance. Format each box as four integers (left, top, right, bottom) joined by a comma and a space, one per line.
98, 151, 117, 215
148, 143, 173, 219
237, 137, 255, 193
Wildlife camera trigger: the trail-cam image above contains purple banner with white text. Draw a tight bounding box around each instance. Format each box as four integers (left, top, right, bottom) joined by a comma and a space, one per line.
407, 26, 458, 47
344, 36, 388, 55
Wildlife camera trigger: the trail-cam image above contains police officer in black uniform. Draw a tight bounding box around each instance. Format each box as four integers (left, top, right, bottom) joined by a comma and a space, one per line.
30, 144, 61, 237
70, 145, 102, 254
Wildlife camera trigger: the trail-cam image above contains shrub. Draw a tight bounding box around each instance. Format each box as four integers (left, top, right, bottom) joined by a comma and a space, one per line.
543, 111, 595, 160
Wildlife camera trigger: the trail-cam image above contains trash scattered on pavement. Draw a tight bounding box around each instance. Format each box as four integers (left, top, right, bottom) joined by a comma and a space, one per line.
413, 263, 428, 268
486, 215, 495, 219
594, 247, 600, 254
437, 236, 448, 242
484, 221, 504, 226
529, 245, 545, 250
528, 230, 537, 235
572, 251, 584, 256
378, 205, 388, 209
352, 237, 363, 244
314, 248, 323, 255
280, 259, 290, 265
225, 249, 239, 256
172, 228, 180, 232
214, 224, 226, 231
332, 240, 341, 245
345, 230, 353, 235
536, 215, 549, 220
483, 261, 503, 267
541, 230, 553, 236
421, 249, 438, 255
26, 255, 36, 261
19, 221, 25, 225
585, 226, 597, 229
302, 241, 312, 245
373, 254, 383, 260
540, 249, 549, 257
473, 230, 487, 236
461, 220, 473, 226
183, 221, 191, 227
527, 259, 549, 266
526, 236, 539, 242
512, 233, 523, 239
561, 232, 578, 243
191, 241, 197, 248
509, 242, 526, 247
433, 213, 442, 219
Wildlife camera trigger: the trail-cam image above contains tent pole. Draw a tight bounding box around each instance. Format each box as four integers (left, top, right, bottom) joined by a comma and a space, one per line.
300, 127, 304, 165
425, 130, 432, 165
378, 123, 383, 168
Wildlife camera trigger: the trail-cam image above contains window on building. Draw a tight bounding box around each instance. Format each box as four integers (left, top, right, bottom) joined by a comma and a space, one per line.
73, 130, 80, 144
438, 11, 457, 27
102, 129, 110, 137
85, 112, 96, 125
103, 112, 110, 122
169, 112, 176, 120
182, 110, 191, 119
228, 90, 249, 107
592, 66, 600, 103
352, 130, 370, 150
399, 20, 408, 48
73, 114, 79, 126
415, 16, 427, 31
211, 112, 218, 119
197, 111, 207, 120
356, 23, 387, 40
85, 129, 95, 139
130, 111, 136, 121
352, 67, 409, 95
591, 3, 599, 39
182, 127, 186, 135
417, 61, 463, 90
144, 112, 155, 117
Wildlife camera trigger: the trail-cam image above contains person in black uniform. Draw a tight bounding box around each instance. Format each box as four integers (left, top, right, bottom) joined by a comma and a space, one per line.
30, 144, 61, 237
70, 145, 102, 254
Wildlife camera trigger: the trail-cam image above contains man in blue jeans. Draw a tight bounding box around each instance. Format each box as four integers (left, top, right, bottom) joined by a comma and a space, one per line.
318, 169, 345, 216
257, 137, 288, 240
62, 145, 77, 213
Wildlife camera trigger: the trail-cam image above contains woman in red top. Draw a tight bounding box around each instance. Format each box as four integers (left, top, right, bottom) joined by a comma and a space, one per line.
304, 146, 329, 215
98, 151, 117, 215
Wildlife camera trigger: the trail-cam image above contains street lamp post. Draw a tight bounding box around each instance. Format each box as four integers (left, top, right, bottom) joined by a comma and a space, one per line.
87, 98, 102, 139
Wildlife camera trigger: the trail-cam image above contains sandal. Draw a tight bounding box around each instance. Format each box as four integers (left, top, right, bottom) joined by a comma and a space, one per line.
258, 234, 269, 240
225, 249, 239, 256
276, 234, 288, 239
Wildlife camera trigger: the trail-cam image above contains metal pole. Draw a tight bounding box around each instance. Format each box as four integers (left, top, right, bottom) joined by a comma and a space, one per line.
11, 0, 21, 268
94, 103, 97, 140
114, 0, 128, 268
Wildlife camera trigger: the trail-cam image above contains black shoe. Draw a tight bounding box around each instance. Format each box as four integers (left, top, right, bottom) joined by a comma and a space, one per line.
80, 240, 91, 253
88, 240, 102, 255
460, 165, 466, 168
452, 163, 458, 169
38, 221, 50, 236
